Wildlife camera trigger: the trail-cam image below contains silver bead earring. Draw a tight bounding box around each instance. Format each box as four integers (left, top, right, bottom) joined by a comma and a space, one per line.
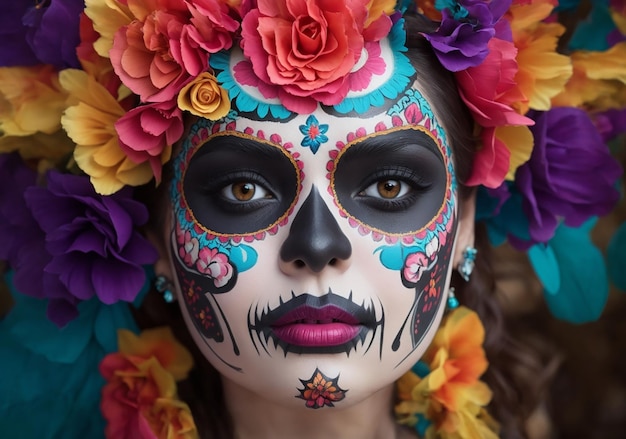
458, 246, 477, 282
154, 275, 175, 303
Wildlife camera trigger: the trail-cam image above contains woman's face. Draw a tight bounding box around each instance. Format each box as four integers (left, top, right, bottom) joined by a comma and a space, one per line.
167, 80, 464, 409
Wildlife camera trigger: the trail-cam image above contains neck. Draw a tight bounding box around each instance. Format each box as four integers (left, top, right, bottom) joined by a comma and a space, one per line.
222, 377, 409, 439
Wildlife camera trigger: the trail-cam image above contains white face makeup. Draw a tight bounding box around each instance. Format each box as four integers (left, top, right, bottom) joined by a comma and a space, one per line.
167, 80, 460, 410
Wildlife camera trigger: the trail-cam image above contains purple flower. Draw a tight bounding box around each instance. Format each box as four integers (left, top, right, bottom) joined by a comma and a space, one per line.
0, 153, 38, 264
0, 0, 83, 69
0, 1, 39, 66
0, 153, 74, 323
594, 108, 626, 142
424, 0, 511, 71
22, 171, 158, 326
515, 108, 623, 244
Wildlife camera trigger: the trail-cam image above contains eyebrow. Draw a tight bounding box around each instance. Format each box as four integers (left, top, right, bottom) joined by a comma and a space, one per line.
194, 132, 287, 160
346, 128, 444, 162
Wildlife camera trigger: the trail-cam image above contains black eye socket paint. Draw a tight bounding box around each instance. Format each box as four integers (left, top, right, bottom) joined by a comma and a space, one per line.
331, 128, 448, 234
183, 133, 300, 235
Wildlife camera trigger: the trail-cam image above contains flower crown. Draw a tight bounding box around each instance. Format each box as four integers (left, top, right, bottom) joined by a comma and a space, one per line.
0, 0, 625, 437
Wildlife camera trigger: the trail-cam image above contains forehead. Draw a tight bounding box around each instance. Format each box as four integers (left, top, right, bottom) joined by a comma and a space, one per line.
181, 83, 452, 164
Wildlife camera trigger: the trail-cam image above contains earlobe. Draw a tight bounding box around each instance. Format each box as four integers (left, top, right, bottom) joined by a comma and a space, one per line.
453, 189, 477, 267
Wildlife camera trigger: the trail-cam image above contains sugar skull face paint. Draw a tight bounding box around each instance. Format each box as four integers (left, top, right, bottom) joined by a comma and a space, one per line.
168, 80, 459, 409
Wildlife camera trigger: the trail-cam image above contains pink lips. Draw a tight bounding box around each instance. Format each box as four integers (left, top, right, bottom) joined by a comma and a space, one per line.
271, 305, 361, 347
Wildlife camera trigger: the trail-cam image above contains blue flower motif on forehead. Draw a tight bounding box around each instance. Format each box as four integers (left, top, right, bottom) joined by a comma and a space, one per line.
299, 115, 329, 154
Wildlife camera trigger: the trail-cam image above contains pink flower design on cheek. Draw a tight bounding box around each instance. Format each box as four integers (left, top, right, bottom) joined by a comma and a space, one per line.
196, 247, 234, 288
176, 223, 200, 267
403, 252, 429, 283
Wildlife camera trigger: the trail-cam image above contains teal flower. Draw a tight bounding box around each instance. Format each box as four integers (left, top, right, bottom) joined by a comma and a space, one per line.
0, 270, 146, 438
299, 115, 329, 154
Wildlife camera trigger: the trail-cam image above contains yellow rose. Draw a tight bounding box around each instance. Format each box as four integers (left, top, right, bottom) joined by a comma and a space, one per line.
177, 73, 230, 120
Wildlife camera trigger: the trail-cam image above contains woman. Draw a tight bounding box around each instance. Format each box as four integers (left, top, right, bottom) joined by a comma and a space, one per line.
0, 1, 624, 438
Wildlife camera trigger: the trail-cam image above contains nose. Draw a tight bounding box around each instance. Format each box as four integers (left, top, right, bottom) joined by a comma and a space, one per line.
280, 186, 352, 273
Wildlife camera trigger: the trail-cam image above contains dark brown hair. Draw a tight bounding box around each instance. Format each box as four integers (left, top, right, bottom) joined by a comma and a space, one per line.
136, 13, 546, 438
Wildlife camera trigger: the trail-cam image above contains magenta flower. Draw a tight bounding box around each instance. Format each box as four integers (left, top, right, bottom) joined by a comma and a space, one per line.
516, 108, 622, 244
22, 171, 158, 325
116, 99, 184, 184
196, 247, 234, 288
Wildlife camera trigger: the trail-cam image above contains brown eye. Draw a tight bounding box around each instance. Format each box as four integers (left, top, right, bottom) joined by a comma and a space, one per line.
377, 180, 401, 198
232, 182, 255, 201
360, 179, 409, 199
222, 182, 271, 202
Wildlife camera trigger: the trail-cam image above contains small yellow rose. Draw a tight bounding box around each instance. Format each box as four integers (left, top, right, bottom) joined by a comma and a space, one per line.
177, 73, 230, 120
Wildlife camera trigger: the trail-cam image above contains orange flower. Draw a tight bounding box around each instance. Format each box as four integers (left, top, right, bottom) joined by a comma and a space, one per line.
99, 327, 197, 439
177, 72, 230, 120
395, 307, 499, 439
297, 368, 346, 409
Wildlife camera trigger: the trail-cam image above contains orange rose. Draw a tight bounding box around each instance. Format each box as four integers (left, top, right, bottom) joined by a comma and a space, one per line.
177, 72, 230, 120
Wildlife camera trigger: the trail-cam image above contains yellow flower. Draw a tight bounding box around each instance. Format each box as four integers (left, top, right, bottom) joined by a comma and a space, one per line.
117, 327, 194, 381
0, 131, 75, 163
84, 0, 134, 58
60, 68, 154, 195
0, 65, 68, 136
498, 125, 534, 181
365, 0, 396, 27
177, 73, 231, 120
150, 398, 199, 439
508, 1, 572, 113
395, 307, 499, 439
552, 42, 626, 110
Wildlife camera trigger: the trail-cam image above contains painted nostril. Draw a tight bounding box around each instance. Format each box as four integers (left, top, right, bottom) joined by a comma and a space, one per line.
280, 186, 352, 272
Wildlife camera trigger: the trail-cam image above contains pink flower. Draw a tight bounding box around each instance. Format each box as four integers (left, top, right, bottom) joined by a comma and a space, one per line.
109, 0, 239, 103
196, 247, 234, 288
403, 252, 429, 283
116, 99, 184, 184
110, 0, 194, 102
455, 37, 534, 187
176, 223, 200, 267
185, 0, 240, 54
240, 0, 383, 112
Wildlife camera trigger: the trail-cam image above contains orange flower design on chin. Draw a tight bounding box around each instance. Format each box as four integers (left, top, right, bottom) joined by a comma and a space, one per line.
297, 368, 347, 409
